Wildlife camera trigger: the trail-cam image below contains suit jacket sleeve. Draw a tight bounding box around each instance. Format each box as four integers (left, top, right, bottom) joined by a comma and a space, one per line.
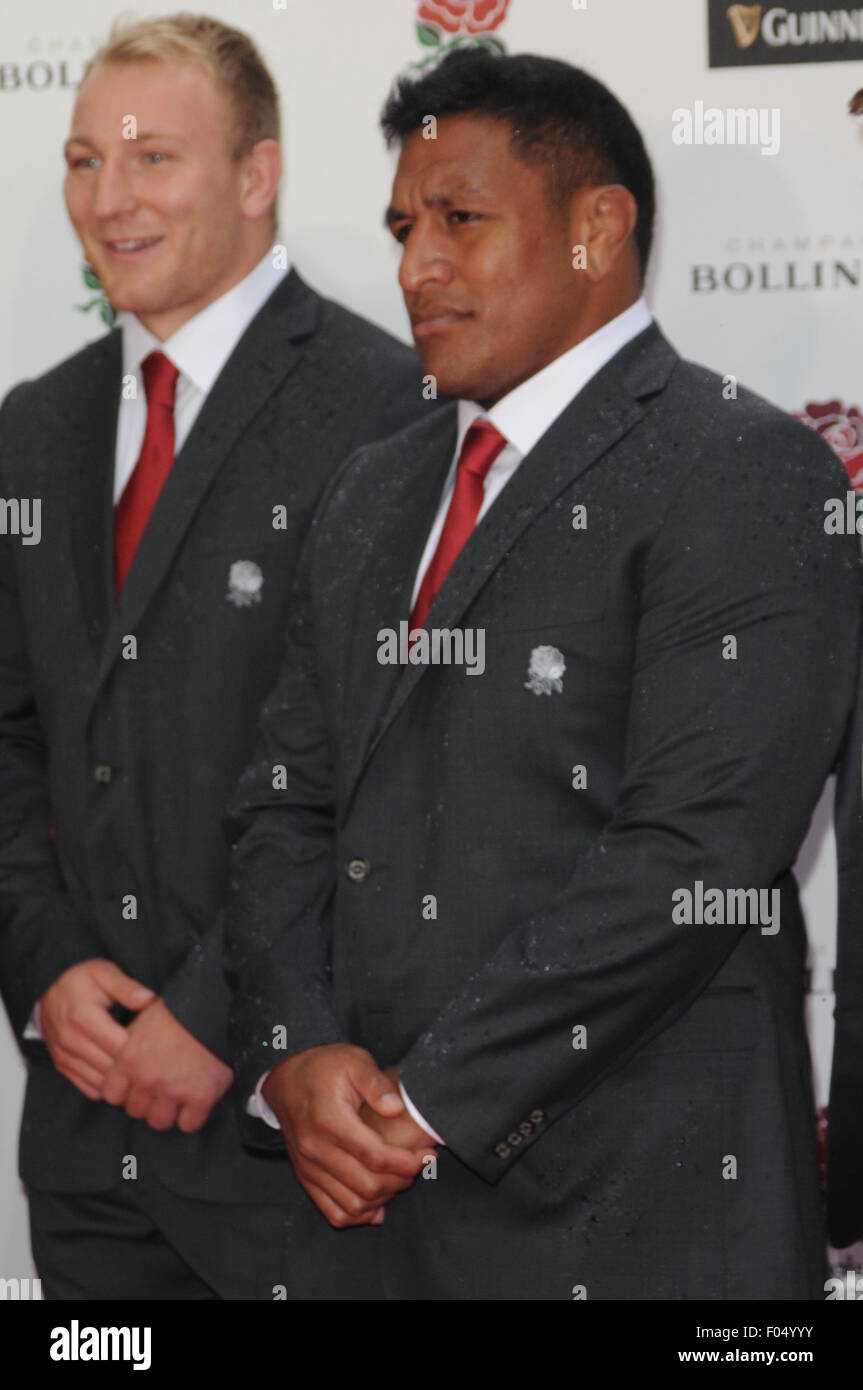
825, 632, 863, 1246
396, 421, 862, 1184
159, 359, 433, 1058
0, 388, 104, 1044
223, 493, 345, 1115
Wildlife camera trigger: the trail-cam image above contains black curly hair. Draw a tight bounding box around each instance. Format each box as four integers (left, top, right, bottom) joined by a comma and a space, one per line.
381, 48, 655, 278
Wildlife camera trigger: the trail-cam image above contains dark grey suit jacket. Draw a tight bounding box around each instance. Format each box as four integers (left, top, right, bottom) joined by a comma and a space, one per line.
827, 640, 863, 1249
225, 321, 862, 1298
0, 268, 431, 1205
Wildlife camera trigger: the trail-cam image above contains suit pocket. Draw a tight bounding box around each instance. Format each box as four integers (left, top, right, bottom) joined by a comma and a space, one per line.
637, 986, 759, 1055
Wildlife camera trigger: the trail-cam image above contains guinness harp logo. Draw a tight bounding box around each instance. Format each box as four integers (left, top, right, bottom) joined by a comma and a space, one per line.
709, 0, 863, 66
726, 4, 762, 48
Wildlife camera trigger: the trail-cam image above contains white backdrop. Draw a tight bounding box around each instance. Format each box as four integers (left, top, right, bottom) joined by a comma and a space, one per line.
1, 0, 861, 1283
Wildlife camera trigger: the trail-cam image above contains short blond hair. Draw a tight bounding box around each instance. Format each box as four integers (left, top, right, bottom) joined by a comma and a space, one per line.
83, 13, 281, 163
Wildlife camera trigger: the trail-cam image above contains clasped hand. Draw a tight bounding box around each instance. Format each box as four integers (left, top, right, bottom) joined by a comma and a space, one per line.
38, 958, 231, 1132
261, 1045, 437, 1229
39, 967, 434, 1220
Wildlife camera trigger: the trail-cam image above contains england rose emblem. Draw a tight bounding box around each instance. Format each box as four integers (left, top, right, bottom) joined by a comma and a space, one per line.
226, 560, 264, 608
415, 0, 510, 66
795, 400, 863, 490
419, 0, 510, 33
524, 645, 566, 697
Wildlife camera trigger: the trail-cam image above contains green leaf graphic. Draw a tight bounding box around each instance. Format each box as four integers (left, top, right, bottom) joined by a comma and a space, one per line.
417, 22, 441, 46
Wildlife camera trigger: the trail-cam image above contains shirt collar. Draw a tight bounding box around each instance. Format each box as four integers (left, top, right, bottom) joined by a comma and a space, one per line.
119, 244, 291, 393
455, 295, 653, 460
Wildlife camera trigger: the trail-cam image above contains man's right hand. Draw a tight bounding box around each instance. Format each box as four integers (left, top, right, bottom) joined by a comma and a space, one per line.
39, 959, 155, 1101
262, 1044, 432, 1229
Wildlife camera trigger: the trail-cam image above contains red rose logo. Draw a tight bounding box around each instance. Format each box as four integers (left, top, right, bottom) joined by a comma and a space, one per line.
415, 0, 510, 65
418, 0, 510, 33
795, 400, 863, 489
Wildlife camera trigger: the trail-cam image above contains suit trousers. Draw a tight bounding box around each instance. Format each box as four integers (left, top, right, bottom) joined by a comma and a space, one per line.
28, 1170, 388, 1300
28, 1176, 296, 1301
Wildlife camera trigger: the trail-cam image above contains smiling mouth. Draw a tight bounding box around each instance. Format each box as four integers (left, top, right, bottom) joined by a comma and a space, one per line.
104, 236, 163, 255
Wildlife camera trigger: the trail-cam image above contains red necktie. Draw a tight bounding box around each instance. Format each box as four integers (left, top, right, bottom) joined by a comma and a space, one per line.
410, 419, 507, 630
114, 350, 180, 596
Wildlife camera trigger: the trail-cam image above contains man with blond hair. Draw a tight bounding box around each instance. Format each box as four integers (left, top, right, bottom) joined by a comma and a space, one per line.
0, 13, 429, 1299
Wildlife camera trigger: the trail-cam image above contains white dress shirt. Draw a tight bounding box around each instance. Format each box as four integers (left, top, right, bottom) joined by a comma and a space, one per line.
23, 246, 290, 1046
410, 295, 653, 610
115, 248, 290, 501
252, 296, 653, 1145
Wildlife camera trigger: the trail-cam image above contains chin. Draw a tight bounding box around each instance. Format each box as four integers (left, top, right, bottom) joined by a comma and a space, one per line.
420, 347, 503, 405
101, 274, 167, 314
437, 375, 498, 404
99, 287, 145, 315
419, 360, 479, 403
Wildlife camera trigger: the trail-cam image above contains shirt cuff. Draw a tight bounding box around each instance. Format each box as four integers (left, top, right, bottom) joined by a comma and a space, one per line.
399, 1080, 445, 1145
23, 1002, 43, 1041
245, 1069, 281, 1129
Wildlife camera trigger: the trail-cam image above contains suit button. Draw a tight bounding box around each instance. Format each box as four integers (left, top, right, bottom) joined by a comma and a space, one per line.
346, 857, 371, 883
529, 1109, 545, 1125
518, 1121, 533, 1137
495, 1142, 511, 1159
93, 762, 113, 784
507, 1131, 523, 1147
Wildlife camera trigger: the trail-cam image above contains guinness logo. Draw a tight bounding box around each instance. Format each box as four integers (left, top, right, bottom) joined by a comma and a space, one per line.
727, 4, 762, 48
709, 1, 863, 68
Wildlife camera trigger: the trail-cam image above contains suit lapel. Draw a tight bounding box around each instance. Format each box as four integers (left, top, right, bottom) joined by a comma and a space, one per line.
64, 330, 122, 662
93, 269, 319, 690
345, 322, 678, 807
340, 405, 459, 803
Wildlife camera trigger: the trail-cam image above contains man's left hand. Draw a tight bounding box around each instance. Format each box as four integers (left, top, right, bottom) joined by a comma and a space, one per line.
101, 998, 232, 1133
359, 1065, 437, 1158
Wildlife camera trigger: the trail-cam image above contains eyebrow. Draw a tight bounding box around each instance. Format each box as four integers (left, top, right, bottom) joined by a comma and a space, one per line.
384, 186, 487, 227
64, 130, 187, 156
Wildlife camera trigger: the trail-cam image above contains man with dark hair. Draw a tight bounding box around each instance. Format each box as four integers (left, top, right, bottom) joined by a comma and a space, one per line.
226, 50, 860, 1298
380, 50, 656, 275
0, 14, 430, 1300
